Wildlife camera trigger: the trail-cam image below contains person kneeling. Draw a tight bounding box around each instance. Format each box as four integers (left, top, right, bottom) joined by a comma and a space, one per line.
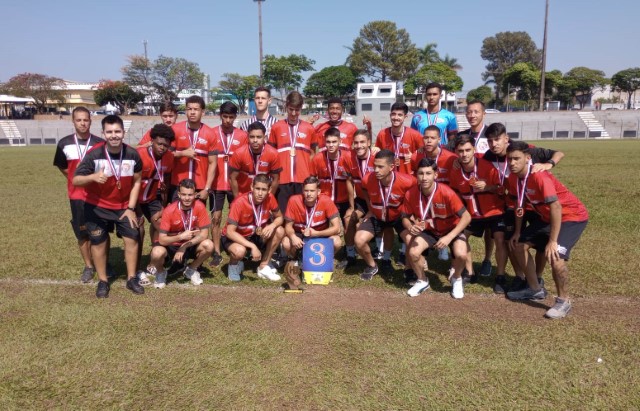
147, 178, 214, 288
400, 159, 471, 298
222, 174, 284, 282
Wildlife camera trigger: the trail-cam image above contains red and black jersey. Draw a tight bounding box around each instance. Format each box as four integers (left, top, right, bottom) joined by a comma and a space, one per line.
410, 148, 457, 185
228, 144, 282, 194
137, 147, 173, 204
315, 120, 358, 152
268, 119, 317, 184
350, 150, 376, 199
223, 192, 280, 237
53, 133, 104, 200
211, 125, 248, 191
375, 127, 424, 175
284, 194, 339, 233
449, 158, 504, 219
137, 128, 152, 146
403, 183, 467, 237
362, 171, 415, 222
74, 142, 142, 210
159, 200, 212, 246
311, 151, 353, 203
171, 121, 217, 189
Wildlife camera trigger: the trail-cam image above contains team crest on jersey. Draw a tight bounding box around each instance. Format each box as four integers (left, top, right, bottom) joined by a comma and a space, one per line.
526, 188, 536, 195
402, 143, 410, 149
122, 163, 131, 172
299, 133, 307, 139
315, 211, 323, 217
197, 138, 207, 145
390, 194, 401, 200
438, 167, 447, 173
173, 220, 181, 225
232, 140, 241, 146
340, 133, 347, 138
414, 114, 422, 123
259, 161, 269, 167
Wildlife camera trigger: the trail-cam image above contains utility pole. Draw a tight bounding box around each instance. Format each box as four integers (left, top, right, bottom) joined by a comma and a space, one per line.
254, 0, 265, 82
539, 0, 549, 111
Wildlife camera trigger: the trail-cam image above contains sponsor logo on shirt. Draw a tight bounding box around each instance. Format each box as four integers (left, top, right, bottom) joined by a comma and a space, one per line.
315, 211, 323, 217
434, 203, 446, 209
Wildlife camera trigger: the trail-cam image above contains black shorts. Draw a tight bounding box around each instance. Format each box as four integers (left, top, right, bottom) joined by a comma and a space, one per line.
519, 218, 588, 260
466, 215, 506, 238
221, 234, 267, 253
417, 231, 467, 250
337, 202, 351, 218
139, 199, 163, 223
209, 190, 234, 213
166, 244, 198, 262
355, 197, 369, 214
84, 204, 140, 245
504, 208, 538, 240
358, 216, 404, 237
276, 183, 302, 216
69, 199, 89, 241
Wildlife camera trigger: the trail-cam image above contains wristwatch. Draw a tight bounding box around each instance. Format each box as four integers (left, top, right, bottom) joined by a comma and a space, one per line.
547, 159, 556, 167
127, 207, 136, 212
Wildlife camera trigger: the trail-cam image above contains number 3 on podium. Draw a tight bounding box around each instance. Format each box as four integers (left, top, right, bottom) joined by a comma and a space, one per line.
308, 242, 326, 267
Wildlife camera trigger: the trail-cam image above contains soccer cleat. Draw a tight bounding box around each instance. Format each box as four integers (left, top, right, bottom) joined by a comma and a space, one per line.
184, 267, 203, 285
154, 270, 168, 289
208, 252, 223, 267
96, 280, 110, 298
493, 275, 507, 294
510, 276, 527, 292
359, 265, 378, 281
545, 298, 572, 319
451, 277, 464, 299
407, 279, 430, 297
257, 265, 281, 281
81, 266, 95, 283
126, 277, 145, 295
506, 286, 547, 301
137, 270, 152, 286
479, 260, 492, 277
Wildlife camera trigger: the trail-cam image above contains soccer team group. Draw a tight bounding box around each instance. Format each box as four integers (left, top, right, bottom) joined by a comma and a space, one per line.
54, 82, 588, 319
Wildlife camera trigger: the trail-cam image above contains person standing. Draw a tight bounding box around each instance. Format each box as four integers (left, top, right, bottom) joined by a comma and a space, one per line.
410, 82, 458, 146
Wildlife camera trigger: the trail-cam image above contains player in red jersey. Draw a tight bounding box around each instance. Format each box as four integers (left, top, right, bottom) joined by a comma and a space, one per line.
282, 176, 342, 291
146, 178, 214, 289
311, 97, 358, 153
208, 101, 248, 267
53, 106, 105, 282
73, 115, 144, 298
450, 134, 508, 293
375, 102, 423, 176
268, 91, 318, 213
401, 158, 471, 298
170, 95, 217, 203
222, 174, 285, 282
137, 101, 178, 147
505, 141, 588, 319
229, 121, 282, 197
355, 150, 415, 280
411, 125, 457, 184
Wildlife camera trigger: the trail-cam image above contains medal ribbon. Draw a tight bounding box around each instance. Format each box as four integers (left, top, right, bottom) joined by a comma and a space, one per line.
74, 133, 91, 161
104, 145, 123, 187
516, 163, 532, 210
460, 160, 478, 183
392, 127, 405, 160
148, 147, 164, 184
427, 109, 440, 127
187, 123, 201, 180
473, 125, 485, 148
419, 182, 438, 221
378, 172, 396, 221
496, 158, 508, 186
252, 145, 265, 177
178, 202, 193, 232
288, 121, 300, 180
305, 200, 318, 231
358, 149, 371, 178
327, 151, 340, 201
249, 193, 264, 232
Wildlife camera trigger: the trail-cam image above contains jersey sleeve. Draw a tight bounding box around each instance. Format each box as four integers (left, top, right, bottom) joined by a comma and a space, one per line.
74, 152, 96, 176
196, 204, 212, 228
530, 147, 556, 164
270, 151, 283, 173
132, 150, 143, 173
267, 124, 278, 147
325, 199, 340, 220
159, 207, 172, 232
226, 201, 241, 226
138, 129, 151, 146
53, 144, 68, 169
410, 115, 419, 131
374, 131, 384, 149
228, 149, 243, 172
284, 199, 296, 222
447, 114, 458, 133
537, 173, 559, 204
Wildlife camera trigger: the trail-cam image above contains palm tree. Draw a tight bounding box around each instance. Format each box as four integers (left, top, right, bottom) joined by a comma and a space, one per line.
420, 43, 440, 65
441, 54, 462, 71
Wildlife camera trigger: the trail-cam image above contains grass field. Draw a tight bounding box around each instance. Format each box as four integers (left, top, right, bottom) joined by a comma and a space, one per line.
1, 140, 639, 409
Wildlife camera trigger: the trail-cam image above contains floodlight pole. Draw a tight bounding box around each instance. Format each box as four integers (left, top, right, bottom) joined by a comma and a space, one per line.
254, 0, 265, 82
539, 0, 549, 111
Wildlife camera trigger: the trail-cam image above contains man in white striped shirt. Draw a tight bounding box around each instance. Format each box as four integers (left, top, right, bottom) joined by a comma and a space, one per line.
240, 86, 277, 137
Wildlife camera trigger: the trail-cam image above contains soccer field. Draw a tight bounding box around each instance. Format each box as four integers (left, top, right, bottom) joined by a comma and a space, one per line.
1, 141, 639, 409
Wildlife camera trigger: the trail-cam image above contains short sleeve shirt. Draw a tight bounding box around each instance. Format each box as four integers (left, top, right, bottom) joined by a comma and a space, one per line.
170, 121, 217, 189
137, 147, 174, 204
410, 108, 458, 145
449, 158, 504, 219
54, 133, 104, 200
362, 171, 415, 222
402, 184, 467, 237
315, 120, 358, 152
284, 194, 339, 233
374, 127, 424, 175
211, 126, 248, 191
228, 144, 282, 194
350, 150, 376, 199
159, 200, 212, 246
268, 119, 318, 184
311, 151, 354, 204
410, 148, 457, 184
223, 192, 280, 237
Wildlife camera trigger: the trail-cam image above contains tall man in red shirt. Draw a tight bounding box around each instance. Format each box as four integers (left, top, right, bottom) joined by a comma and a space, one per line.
401, 158, 471, 298
53, 106, 105, 282
137, 102, 178, 147
209, 101, 248, 266
229, 121, 282, 197
312, 97, 358, 153
222, 174, 285, 282
147, 178, 214, 289
450, 134, 508, 293
73, 115, 144, 298
356, 150, 415, 280
240, 86, 277, 137
505, 142, 588, 319
282, 176, 342, 291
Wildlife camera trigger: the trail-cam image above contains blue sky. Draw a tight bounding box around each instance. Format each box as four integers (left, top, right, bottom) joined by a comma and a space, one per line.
2, 0, 638, 91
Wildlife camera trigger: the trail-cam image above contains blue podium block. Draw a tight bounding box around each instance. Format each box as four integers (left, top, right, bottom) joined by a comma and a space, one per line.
302, 237, 334, 285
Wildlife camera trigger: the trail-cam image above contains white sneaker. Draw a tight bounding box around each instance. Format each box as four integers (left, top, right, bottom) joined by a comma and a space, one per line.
451, 277, 464, 299
185, 267, 203, 285
407, 279, 430, 297
257, 266, 281, 281
137, 270, 152, 286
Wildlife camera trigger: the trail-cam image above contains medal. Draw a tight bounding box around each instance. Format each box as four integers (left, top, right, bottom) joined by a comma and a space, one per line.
515, 163, 532, 217
392, 127, 405, 169
249, 193, 264, 237
256, 227, 263, 236
104, 145, 123, 191
290, 147, 296, 157
304, 199, 318, 236
462, 161, 478, 190
74, 133, 92, 161
419, 182, 437, 230
469, 176, 478, 185
179, 203, 193, 232
117, 181, 121, 190
378, 172, 396, 222
223, 155, 229, 162
416, 219, 426, 231
159, 182, 166, 192
327, 152, 340, 201
304, 227, 311, 237
148, 147, 165, 191
516, 207, 524, 217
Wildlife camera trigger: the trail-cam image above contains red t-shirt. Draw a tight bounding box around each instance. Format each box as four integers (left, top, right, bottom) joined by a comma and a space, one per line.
375, 127, 423, 175
54, 134, 104, 200
311, 151, 354, 204
159, 200, 212, 246
223, 192, 280, 237
210, 126, 248, 191
362, 171, 415, 222
403, 183, 467, 237
410, 148, 457, 184
284, 194, 339, 233
506, 169, 588, 223
268, 119, 317, 184
137, 147, 174, 204
74, 143, 143, 210
449, 158, 504, 219
170, 121, 217, 189
138, 128, 152, 146
315, 120, 358, 152
228, 144, 282, 194
350, 150, 376, 199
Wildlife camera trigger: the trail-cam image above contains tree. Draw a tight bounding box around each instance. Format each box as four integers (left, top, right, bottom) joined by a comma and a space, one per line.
94, 80, 145, 114
3, 73, 66, 113
404, 62, 463, 97
466, 86, 494, 106
502, 62, 540, 102
346, 20, 419, 82
564, 67, 608, 109
218, 73, 260, 113
303, 66, 357, 99
262, 54, 315, 98
121, 55, 205, 103
441, 54, 463, 71
611, 67, 640, 109
419, 43, 441, 65
480, 31, 541, 101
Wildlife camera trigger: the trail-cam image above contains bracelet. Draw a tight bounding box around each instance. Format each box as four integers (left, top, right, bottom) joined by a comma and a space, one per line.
547, 159, 556, 167
127, 207, 135, 212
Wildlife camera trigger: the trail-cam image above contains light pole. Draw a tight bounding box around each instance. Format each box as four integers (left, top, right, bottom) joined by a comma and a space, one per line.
539, 0, 549, 111
254, 0, 265, 82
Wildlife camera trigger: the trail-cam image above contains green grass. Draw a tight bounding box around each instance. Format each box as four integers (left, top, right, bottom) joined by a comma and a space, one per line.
1, 141, 639, 409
